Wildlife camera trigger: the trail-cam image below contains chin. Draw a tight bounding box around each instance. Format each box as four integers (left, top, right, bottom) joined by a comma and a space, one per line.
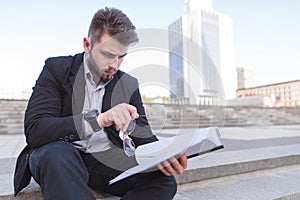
101, 75, 113, 83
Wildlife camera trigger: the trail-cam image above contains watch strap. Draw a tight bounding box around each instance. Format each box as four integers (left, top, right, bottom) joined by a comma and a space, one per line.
89, 118, 101, 132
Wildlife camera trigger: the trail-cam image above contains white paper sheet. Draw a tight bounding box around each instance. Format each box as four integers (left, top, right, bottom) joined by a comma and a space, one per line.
109, 127, 223, 184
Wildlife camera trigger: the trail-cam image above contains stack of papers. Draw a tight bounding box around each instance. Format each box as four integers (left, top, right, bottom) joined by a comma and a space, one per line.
109, 127, 223, 184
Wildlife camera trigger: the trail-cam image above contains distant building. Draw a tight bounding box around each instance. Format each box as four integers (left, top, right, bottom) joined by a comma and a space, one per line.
169, 17, 185, 102
236, 66, 255, 89
168, 0, 235, 105
236, 79, 300, 107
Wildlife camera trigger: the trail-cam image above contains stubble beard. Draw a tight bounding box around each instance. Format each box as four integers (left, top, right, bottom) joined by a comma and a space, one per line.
101, 73, 113, 83
90, 67, 115, 83
87, 59, 113, 83
86, 56, 116, 83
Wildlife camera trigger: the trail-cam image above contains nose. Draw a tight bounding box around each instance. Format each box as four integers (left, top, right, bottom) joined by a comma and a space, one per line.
108, 56, 121, 69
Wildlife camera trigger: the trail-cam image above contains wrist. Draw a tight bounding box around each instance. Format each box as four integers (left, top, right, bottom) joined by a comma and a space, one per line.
97, 114, 104, 129
84, 109, 101, 132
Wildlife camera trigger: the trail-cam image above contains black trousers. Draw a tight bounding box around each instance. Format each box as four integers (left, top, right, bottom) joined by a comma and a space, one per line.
29, 141, 177, 200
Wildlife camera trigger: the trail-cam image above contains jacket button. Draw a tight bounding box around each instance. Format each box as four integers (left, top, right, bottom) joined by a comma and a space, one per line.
69, 134, 75, 141
64, 136, 69, 142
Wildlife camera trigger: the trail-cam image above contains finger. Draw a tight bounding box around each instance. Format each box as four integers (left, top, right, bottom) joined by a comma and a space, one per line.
111, 111, 123, 131
125, 104, 139, 119
120, 112, 133, 132
168, 157, 184, 174
122, 120, 131, 132
120, 105, 138, 131
114, 104, 132, 126
178, 153, 188, 169
162, 160, 177, 176
103, 104, 137, 130
98, 112, 113, 128
157, 163, 171, 176
114, 107, 131, 131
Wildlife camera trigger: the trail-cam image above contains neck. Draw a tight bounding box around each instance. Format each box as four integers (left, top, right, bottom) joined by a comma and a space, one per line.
92, 73, 101, 86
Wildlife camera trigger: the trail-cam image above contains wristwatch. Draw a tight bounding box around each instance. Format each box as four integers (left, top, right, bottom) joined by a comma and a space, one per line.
84, 109, 101, 132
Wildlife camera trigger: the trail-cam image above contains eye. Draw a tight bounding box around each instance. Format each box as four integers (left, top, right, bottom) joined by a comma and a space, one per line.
101, 51, 116, 59
118, 53, 127, 59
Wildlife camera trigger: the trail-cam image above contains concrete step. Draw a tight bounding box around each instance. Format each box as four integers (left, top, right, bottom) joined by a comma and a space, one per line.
0, 128, 24, 134
0, 126, 24, 132
0, 111, 25, 115
0, 123, 23, 128
0, 175, 112, 200
174, 165, 300, 200
0, 120, 24, 125
1, 143, 299, 199
1, 100, 300, 135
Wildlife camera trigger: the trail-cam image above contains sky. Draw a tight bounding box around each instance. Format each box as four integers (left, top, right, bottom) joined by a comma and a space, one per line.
0, 0, 299, 99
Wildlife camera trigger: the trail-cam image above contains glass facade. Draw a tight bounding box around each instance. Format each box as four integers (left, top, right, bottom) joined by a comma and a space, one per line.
169, 18, 185, 102
168, 0, 234, 105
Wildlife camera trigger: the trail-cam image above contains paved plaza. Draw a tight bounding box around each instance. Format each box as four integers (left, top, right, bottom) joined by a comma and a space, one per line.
1, 124, 300, 158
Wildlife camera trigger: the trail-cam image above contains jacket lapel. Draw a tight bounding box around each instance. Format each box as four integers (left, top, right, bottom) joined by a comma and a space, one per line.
69, 53, 85, 115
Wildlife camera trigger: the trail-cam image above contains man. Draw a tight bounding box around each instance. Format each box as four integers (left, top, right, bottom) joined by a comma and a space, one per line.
14, 7, 187, 200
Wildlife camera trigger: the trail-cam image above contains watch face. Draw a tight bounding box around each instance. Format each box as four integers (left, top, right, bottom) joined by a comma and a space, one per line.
85, 109, 99, 120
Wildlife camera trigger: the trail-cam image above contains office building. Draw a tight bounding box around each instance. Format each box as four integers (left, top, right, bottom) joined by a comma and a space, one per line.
169, 0, 235, 105
236, 66, 255, 89
236, 79, 300, 107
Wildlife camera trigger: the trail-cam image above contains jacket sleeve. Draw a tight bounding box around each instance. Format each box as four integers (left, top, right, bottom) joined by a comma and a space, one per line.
129, 79, 158, 146
25, 57, 84, 148
103, 72, 158, 148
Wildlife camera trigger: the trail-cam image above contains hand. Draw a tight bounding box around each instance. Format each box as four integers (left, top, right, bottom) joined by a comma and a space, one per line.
157, 153, 187, 176
97, 103, 139, 131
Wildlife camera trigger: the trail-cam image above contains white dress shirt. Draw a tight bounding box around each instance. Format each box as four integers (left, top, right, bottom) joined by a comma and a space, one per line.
73, 55, 113, 153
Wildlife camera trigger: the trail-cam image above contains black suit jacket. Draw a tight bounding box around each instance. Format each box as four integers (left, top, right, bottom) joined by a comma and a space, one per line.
14, 53, 157, 195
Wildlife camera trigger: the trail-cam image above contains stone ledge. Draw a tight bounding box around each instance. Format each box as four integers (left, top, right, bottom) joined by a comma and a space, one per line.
176, 154, 300, 184
1, 144, 300, 199
0, 175, 114, 200
274, 192, 300, 200
174, 165, 300, 200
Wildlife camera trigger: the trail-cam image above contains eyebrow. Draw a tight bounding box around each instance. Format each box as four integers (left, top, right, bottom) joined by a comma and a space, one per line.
101, 50, 127, 58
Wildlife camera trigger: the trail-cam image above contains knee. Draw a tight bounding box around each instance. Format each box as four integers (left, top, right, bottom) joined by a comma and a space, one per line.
164, 176, 177, 198
31, 141, 79, 166
151, 173, 178, 199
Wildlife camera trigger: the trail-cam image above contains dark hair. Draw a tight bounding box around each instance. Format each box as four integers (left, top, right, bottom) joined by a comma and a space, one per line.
88, 7, 139, 46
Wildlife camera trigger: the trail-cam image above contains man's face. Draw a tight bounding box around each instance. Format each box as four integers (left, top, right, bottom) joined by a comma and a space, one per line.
83, 33, 129, 83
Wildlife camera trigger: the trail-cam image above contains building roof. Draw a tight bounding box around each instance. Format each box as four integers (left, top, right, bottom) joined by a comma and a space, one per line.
237, 79, 300, 91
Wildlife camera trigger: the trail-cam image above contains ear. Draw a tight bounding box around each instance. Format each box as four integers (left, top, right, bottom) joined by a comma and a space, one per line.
83, 37, 91, 53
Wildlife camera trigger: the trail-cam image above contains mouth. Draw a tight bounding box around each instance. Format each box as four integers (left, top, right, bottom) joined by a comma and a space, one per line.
103, 69, 116, 75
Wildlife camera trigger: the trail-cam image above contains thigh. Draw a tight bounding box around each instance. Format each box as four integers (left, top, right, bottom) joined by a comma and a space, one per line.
29, 141, 88, 184
122, 171, 177, 200
89, 169, 177, 199
29, 141, 95, 200
81, 147, 138, 196
83, 147, 138, 173
81, 148, 177, 199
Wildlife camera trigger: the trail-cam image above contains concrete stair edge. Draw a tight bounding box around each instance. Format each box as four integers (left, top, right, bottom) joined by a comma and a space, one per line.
1, 144, 300, 200
176, 154, 300, 184
274, 192, 300, 200
175, 165, 300, 200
